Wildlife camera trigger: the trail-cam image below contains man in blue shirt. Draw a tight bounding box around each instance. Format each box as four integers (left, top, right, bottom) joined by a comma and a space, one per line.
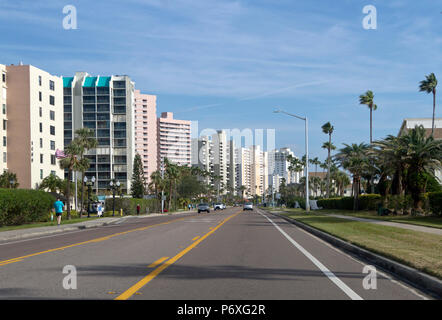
54, 198, 65, 226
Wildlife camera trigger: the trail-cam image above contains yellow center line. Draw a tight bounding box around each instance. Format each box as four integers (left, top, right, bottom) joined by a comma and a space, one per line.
192, 236, 200, 241
0, 214, 202, 266
148, 257, 169, 268
115, 210, 242, 300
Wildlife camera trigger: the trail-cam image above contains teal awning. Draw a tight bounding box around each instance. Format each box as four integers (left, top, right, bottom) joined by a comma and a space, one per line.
83, 76, 98, 87
63, 77, 74, 88
97, 76, 111, 87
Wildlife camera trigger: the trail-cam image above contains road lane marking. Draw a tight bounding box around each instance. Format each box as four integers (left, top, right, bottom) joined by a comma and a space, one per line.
258, 210, 363, 300
115, 210, 242, 300
0, 259, 23, 266
192, 236, 200, 241
0, 214, 204, 267
148, 257, 169, 268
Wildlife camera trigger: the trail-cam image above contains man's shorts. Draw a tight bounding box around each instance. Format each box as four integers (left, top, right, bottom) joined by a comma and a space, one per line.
56, 212, 63, 217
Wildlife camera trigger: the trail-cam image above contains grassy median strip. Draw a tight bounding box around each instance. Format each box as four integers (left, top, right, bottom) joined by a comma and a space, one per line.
314, 209, 442, 229
0, 217, 100, 232
277, 210, 442, 279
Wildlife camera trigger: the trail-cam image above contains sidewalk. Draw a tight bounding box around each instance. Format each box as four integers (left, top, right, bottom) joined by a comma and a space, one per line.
327, 214, 442, 236
0, 210, 196, 242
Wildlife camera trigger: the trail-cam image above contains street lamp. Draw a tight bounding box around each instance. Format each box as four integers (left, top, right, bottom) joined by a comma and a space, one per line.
84, 176, 96, 218
273, 108, 310, 212
109, 179, 120, 217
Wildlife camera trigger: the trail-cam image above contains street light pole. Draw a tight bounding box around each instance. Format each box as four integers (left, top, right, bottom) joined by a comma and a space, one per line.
109, 179, 120, 217
273, 108, 310, 212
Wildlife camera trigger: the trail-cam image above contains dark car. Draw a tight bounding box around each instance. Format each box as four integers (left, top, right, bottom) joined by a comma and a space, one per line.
197, 203, 210, 213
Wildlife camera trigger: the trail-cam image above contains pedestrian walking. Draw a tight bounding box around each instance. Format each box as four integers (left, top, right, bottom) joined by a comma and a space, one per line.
136, 203, 140, 215
53, 198, 65, 226
97, 203, 103, 217
188, 203, 191, 211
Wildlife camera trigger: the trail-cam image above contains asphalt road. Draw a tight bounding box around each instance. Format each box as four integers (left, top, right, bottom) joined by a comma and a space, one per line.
0, 207, 430, 300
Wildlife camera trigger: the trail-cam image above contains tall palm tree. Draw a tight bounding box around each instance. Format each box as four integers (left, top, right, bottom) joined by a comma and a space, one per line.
59, 141, 83, 219
74, 128, 98, 217
164, 158, 179, 210
334, 143, 370, 210
321, 121, 335, 198
419, 73, 438, 135
238, 185, 247, 199
359, 90, 378, 144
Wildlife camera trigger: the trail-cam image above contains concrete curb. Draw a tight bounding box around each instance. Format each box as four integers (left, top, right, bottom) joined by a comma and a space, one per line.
0, 210, 195, 242
271, 211, 442, 299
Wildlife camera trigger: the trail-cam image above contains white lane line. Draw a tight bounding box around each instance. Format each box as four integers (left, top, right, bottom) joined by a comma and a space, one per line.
258, 210, 363, 300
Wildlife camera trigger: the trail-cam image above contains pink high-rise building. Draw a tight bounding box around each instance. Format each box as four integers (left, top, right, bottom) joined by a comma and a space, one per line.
157, 112, 191, 167
134, 90, 158, 183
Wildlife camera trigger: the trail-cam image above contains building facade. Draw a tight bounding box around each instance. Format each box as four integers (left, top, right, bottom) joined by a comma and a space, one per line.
157, 112, 191, 167
63, 72, 135, 194
5, 64, 64, 188
0, 64, 7, 173
134, 90, 157, 183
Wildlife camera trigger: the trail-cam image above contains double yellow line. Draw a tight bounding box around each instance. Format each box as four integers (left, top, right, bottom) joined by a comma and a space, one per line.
115, 210, 242, 300
0, 215, 196, 267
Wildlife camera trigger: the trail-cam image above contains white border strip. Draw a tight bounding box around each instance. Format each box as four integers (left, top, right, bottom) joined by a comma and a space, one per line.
258, 211, 363, 300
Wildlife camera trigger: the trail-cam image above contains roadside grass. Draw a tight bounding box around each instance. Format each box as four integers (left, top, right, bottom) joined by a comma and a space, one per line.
0, 217, 99, 232
275, 209, 442, 279
316, 209, 442, 229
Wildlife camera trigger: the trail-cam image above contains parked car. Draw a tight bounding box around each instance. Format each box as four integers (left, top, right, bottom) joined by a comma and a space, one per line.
243, 202, 253, 211
214, 203, 225, 210
198, 203, 210, 213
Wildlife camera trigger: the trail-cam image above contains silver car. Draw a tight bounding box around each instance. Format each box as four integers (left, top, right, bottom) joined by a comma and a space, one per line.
198, 203, 210, 213
243, 203, 253, 211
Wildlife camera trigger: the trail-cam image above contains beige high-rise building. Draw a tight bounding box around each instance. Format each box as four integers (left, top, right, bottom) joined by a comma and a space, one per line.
235, 147, 252, 198
157, 112, 191, 166
0, 65, 7, 173
5, 64, 64, 189
251, 145, 269, 198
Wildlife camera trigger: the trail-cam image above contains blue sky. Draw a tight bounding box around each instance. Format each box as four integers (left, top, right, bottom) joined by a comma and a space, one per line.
0, 0, 441, 164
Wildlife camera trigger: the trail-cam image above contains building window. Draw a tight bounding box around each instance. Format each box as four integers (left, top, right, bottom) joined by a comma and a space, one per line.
40, 154, 43, 164
50, 140, 55, 150
40, 169, 43, 179
51, 170, 56, 176
39, 107, 42, 117
40, 138, 43, 148
49, 80, 55, 91
49, 95, 55, 106
3, 136, 6, 147
2, 104, 5, 115
39, 92, 42, 101
50, 110, 55, 120
38, 76, 42, 86
50, 125, 55, 135
3, 152, 6, 163
3, 120, 6, 130
39, 123, 42, 133
51, 154, 56, 165
2, 73, 5, 83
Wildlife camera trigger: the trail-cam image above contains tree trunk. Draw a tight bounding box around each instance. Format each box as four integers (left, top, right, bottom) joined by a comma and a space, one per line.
67, 168, 72, 220
432, 89, 436, 136
370, 105, 373, 144
80, 170, 85, 218
327, 133, 331, 198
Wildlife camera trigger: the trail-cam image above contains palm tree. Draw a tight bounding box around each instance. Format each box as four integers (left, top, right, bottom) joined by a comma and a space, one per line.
74, 128, 98, 217
321, 121, 335, 198
39, 173, 62, 193
334, 143, 370, 210
419, 73, 438, 135
59, 141, 83, 219
359, 90, 378, 144
164, 158, 180, 211
238, 185, 247, 199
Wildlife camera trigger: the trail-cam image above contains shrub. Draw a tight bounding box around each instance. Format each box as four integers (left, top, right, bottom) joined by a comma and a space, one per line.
104, 198, 160, 215
428, 192, 442, 216
317, 194, 381, 211
0, 189, 55, 226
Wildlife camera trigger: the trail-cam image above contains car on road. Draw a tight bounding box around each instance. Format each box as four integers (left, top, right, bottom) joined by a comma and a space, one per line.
214, 203, 225, 210
243, 203, 253, 211
197, 203, 210, 213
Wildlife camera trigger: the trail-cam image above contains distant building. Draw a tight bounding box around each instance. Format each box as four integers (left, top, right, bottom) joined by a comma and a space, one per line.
134, 90, 157, 183
157, 112, 191, 166
3, 64, 64, 188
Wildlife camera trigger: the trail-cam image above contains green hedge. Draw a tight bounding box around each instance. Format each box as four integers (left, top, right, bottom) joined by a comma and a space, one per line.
104, 198, 160, 215
428, 192, 442, 215
317, 194, 382, 211
0, 189, 55, 226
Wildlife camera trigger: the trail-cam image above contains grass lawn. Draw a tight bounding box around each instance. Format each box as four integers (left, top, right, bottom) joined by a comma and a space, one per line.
272, 209, 442, 279
316, 209, 442, 229
0, 217, 100, 232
